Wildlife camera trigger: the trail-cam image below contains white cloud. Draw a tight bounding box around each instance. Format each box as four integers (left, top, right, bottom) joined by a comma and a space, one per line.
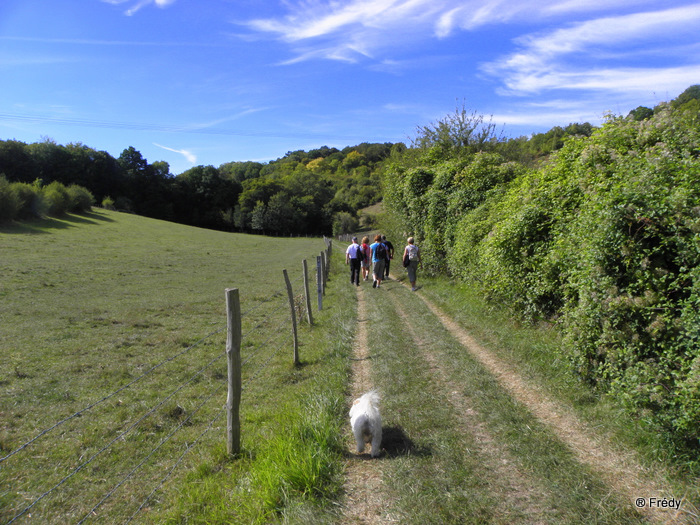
153, 143, 196, 164
242, 0, 463, 62
102, 0, 176, 16
481, 4, 700, 96
242, 0, 698, 65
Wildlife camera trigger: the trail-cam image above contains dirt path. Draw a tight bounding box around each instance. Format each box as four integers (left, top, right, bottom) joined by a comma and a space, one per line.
340, 287, 395, 524
338, 275, 695, 524
413, 289, 691, 525
387, 291, 557, 524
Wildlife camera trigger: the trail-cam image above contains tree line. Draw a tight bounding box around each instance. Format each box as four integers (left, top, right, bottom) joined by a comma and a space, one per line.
383, 85, 700, 452
0, 140, 396, 235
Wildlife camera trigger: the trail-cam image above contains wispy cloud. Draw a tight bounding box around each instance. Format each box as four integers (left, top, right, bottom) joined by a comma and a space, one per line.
241, 0, 669, 62
153, 143, 196, 164
242, 0, 459, 63
102, 0, 176, 16
481, 4, 700, 96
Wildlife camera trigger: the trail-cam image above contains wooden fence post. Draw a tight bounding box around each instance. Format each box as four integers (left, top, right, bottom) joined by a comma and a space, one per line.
283, 269, 300, 365
302, 259, 314, 326
316, 255, 323, 311
225, 288, 241, 456
321, 251, 327, 294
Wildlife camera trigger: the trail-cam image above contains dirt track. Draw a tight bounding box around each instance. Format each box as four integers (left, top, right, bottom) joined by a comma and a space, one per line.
339, 278, 695, 524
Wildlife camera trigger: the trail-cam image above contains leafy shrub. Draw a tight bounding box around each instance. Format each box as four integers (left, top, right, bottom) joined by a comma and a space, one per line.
67, 184, 94, 212
101, 196, 116, 210
0, 175, 20, 222
332, 211, 359, 236
12, 181, 48, 218
383, 101, 700, 445
42, 180, 71, 215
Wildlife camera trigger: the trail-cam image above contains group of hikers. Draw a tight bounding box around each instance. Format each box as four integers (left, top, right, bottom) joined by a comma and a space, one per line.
345, 234, 422, 292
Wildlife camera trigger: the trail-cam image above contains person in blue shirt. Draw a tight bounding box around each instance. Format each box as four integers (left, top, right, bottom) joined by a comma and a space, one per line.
345, 237, 363, 286
369, 234, 387, 289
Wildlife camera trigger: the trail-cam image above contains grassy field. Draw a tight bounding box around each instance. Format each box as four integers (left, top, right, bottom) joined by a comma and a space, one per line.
1, 210, 352, 524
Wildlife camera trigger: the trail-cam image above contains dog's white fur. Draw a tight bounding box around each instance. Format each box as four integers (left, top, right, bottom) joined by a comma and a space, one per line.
349, 390, 382, 457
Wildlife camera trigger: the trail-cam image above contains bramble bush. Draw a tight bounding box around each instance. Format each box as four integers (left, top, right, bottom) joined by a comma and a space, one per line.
383, 101, 700, 446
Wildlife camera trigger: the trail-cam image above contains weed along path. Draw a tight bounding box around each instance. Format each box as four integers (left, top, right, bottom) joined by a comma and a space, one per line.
338, 273, 691, 524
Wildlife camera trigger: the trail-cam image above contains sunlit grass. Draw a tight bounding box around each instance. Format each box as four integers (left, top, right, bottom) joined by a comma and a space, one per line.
0, 209, 348, 524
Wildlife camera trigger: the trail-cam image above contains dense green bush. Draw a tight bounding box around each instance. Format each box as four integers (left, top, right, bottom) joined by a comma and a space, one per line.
67, 184, 95, 212
43, 180, 72, 215
0, 175, 21, 222
12, 181, 48, 218
383, 101, 700, 445
0, 178, 93, 222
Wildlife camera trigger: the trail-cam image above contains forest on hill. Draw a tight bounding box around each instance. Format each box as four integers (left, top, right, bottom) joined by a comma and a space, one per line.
1, 107, 603, 236
0, 140, 396, 235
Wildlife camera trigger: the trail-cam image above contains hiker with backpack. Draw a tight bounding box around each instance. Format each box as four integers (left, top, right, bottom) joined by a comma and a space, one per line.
370, 234, 387, 289
403, 236, 422, 291
382, 235, 394, 279
360, 235, 371, 281
345, 236, 363, 286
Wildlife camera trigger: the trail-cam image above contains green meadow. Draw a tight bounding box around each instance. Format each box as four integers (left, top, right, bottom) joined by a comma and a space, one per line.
1, 210, 352, 524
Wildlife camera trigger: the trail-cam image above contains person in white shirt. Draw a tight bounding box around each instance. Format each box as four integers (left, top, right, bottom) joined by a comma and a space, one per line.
345, 237, 363, 286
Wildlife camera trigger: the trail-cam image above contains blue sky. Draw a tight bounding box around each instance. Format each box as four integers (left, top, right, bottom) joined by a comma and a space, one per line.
1, 1, 699, 175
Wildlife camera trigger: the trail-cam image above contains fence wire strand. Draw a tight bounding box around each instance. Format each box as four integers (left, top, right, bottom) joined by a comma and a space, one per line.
3, 247, 331, 524
76, 381, 228, 525
125, 405, 227, 524
6, 349, 227, 525
0, 326, 225, 467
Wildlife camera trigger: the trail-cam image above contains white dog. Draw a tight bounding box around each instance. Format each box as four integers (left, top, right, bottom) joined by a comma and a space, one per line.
349, 390, 382, 457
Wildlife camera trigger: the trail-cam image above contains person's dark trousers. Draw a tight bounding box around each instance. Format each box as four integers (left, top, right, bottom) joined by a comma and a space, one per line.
350, 258, 361, 285
385, 259, 391, 278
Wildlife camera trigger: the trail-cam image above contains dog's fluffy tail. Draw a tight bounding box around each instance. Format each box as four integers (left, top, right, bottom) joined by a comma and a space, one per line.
351, 390, 380, 415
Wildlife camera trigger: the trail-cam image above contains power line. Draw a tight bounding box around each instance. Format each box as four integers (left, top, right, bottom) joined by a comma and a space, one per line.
0, 112, 368, 141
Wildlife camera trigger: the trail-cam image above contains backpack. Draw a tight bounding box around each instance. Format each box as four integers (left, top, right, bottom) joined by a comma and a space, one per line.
375, 242, 387, 260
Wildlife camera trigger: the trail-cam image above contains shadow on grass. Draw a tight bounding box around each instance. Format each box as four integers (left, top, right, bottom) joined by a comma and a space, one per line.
382, 425, 432, 458
347, 425, 432, 460
0, 209, 115, 234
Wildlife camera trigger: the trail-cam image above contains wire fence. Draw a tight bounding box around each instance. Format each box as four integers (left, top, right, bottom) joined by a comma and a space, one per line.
1, 241, 333, 525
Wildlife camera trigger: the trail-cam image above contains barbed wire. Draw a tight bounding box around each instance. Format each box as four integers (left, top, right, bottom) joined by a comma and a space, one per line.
242, 325, 290, 369
125, 405, 227, 524
5, 350, 227, 524
3, 252, 332, 524
239, 283, 289, 318
243, 339, 290, 390
76, 381, 228, 525
0, 325, 225, 466
241, 297, 289, 340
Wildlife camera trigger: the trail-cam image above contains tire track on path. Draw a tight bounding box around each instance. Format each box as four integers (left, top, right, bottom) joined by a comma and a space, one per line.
340, 287, 396, 524
387, 291, 556, 524
411, 288, 691, 525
